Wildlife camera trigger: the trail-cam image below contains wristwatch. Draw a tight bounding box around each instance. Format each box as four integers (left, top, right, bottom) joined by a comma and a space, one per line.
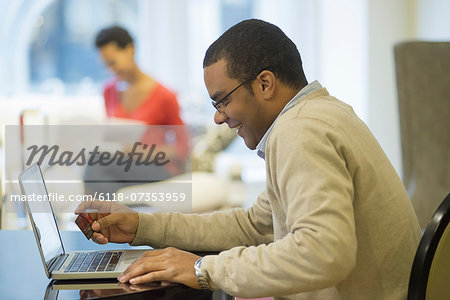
194, 258, 211, 290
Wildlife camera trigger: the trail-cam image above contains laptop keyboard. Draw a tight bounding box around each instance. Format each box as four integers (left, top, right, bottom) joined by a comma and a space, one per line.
64, 251, 123, 273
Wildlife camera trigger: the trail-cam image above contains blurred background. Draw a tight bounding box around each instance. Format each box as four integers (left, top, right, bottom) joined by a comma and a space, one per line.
0, 0, 449, 230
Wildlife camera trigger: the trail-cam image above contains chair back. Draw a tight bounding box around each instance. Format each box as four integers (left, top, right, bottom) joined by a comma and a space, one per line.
408, 193, 450, 300
394, 41, 450, 228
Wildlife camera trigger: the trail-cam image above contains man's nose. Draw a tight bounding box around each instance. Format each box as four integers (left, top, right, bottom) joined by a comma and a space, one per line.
214, 110, 228, 125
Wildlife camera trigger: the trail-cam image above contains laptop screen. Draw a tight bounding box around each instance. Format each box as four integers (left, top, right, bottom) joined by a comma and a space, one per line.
19, 164, 64, 266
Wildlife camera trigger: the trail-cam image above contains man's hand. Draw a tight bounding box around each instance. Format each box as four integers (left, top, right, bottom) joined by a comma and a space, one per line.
118, 247, 202, 289
75, 200, 139, 244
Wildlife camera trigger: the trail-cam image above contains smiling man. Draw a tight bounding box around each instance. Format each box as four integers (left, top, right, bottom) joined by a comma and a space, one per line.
76, 19, 421, 299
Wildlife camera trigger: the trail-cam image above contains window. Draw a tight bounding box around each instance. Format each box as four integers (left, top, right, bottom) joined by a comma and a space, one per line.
23, 0, 136, 95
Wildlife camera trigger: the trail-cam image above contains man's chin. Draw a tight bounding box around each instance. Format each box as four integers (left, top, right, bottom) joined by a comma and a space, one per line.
242, 137, 257, 150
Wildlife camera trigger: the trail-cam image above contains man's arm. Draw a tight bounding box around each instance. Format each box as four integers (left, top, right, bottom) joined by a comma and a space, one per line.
75, 189, 274, 289
131, 190, 274, 251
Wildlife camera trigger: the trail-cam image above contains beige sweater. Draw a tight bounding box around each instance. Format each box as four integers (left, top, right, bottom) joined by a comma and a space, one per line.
132, 88, 421, 299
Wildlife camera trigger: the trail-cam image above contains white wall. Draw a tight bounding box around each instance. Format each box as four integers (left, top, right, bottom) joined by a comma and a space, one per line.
317, 0, 368, 122
416, 0, 450, 40
367, 0, 416, 177
137, 0, 190, 92
316, 0, 449, 178
310, 0, 408, 176
367, 0, 450, 177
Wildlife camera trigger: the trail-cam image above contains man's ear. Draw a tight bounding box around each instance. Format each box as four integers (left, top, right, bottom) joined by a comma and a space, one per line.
255, 70, 276, 100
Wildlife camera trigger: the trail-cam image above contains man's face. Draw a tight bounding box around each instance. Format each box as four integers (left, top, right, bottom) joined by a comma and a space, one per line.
204, 60, 269, 150
98, 42, 134, 80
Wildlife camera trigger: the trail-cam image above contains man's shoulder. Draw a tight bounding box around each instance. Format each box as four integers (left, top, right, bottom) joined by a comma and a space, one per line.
266, 90, 367, 155
276, 90, 355, 131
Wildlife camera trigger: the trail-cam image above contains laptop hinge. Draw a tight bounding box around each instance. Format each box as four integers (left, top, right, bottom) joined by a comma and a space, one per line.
49, 254, 69, 273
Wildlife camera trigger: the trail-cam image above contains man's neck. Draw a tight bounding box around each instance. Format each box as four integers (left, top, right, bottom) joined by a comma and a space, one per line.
274, 85, 303, 114
259, 86, 302, 139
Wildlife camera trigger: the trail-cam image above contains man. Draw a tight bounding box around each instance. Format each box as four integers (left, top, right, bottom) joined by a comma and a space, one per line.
76, 19, 421, 299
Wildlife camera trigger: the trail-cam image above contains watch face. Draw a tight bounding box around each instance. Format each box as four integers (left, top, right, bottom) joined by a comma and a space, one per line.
194, 258, 202, 274
194, 258, 210, 289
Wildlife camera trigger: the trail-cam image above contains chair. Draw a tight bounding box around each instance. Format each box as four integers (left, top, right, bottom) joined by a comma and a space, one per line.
394, 41, 450, 228
408, 193, 450, 300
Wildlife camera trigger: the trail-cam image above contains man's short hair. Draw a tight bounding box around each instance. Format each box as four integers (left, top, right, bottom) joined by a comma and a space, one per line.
203, 19, 307, 90
95, 25, 133, 49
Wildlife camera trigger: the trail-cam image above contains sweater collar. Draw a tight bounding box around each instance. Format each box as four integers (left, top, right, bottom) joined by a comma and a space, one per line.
256, 80, 322, 159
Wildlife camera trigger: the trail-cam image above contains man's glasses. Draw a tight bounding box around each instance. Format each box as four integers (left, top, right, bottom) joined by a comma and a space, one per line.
211, 78, 252, 113
211, 68, 272, 113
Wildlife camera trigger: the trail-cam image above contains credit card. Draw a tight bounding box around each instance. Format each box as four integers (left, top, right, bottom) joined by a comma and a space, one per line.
75, 213, 94, 239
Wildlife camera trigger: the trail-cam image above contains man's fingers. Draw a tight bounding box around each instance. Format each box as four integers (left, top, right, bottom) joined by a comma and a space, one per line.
118, 263, 145, 283
87, 212, 98, 222
122, 257, 150, 276
91, 232, 108, 244
94, 213, 124, 231
120, 258, 163, 283
129, 271, 168, 285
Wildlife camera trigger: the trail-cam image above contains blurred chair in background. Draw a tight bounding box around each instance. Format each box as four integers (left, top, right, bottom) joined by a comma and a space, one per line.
394, 41, 450, 228
408, 193, 450, 300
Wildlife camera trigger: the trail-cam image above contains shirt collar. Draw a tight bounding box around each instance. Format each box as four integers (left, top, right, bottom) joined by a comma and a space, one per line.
256, 80, 322, 159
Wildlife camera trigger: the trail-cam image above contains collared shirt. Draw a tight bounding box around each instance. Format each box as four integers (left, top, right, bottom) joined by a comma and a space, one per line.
256, 80, 323, 159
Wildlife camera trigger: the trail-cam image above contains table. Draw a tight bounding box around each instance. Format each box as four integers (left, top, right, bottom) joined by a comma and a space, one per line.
0, 230, 230, 300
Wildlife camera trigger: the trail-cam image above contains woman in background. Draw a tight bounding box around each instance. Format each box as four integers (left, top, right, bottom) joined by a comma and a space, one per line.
84, 26, 189, 196
95, 25, 183, 126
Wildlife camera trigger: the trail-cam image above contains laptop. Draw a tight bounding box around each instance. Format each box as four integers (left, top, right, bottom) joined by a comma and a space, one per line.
19, 163, 148, 280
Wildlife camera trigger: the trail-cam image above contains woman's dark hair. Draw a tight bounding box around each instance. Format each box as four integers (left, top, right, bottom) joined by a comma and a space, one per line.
95, 25, 133, 49
203, 19, 307, 90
